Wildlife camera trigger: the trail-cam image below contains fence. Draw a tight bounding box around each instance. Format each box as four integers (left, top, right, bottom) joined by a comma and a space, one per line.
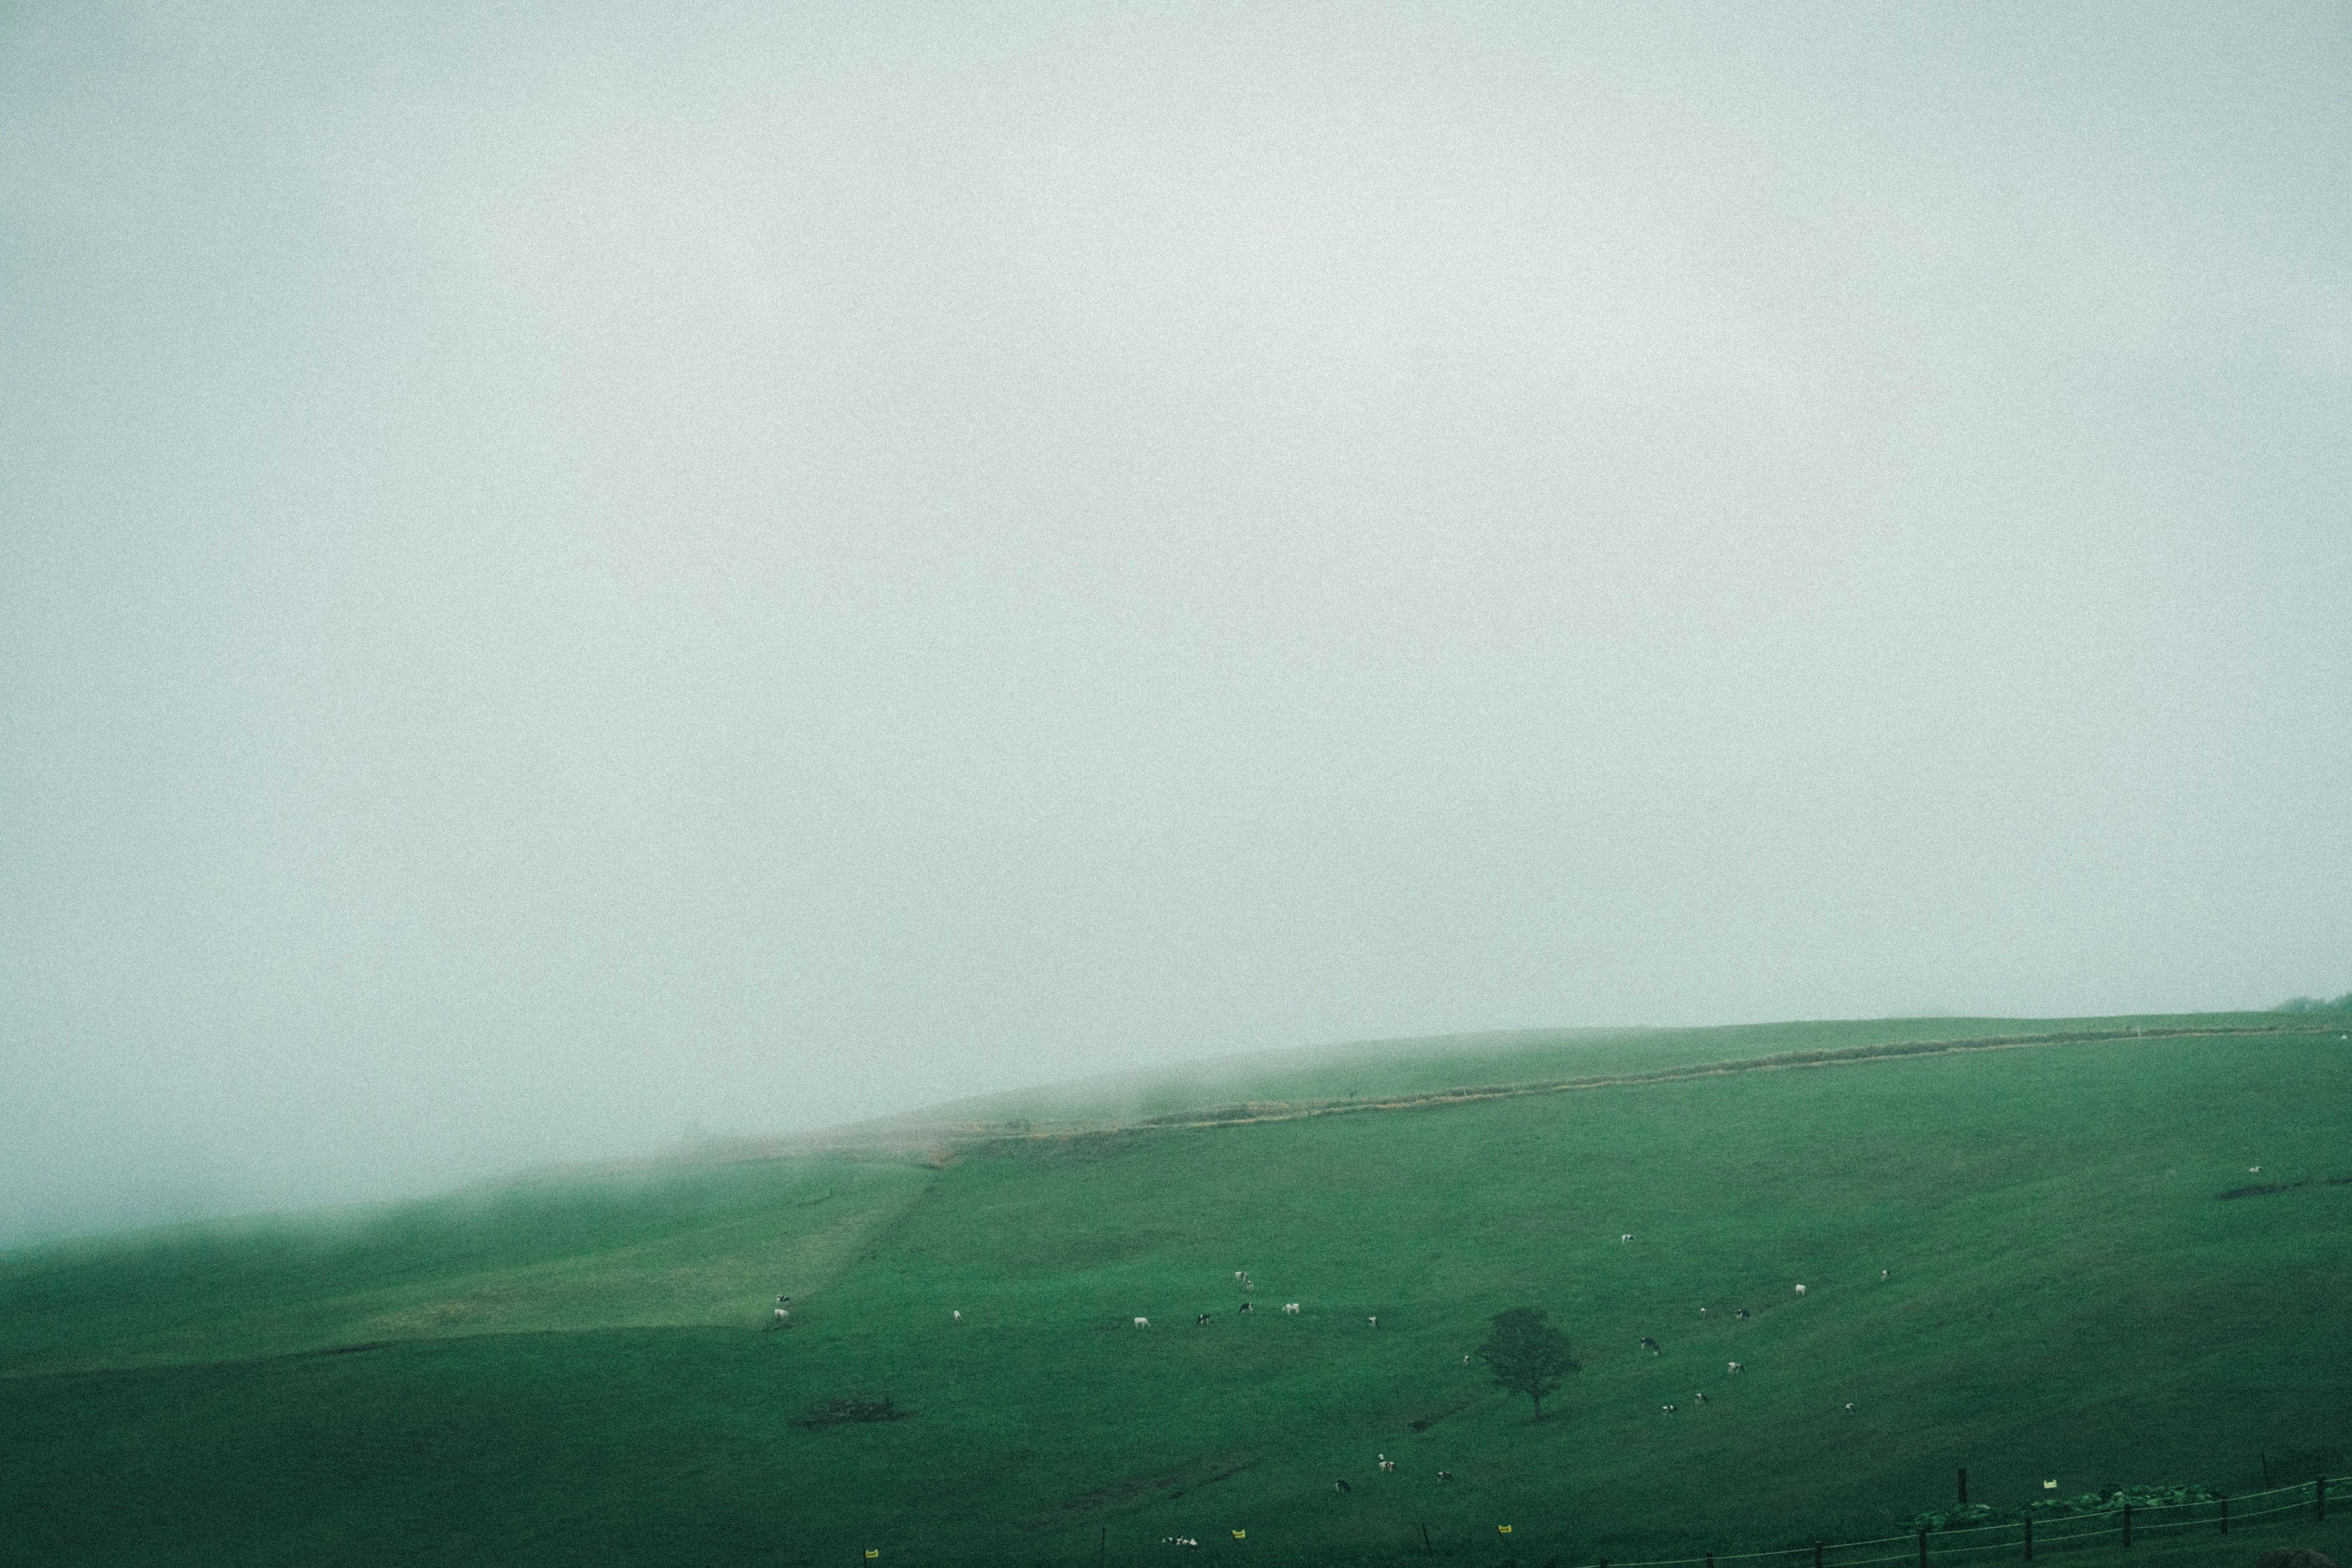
1577, 1475, 2347, 1568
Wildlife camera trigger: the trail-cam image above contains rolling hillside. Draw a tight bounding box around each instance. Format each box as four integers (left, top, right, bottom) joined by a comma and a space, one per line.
4, 1015, 2349, 1566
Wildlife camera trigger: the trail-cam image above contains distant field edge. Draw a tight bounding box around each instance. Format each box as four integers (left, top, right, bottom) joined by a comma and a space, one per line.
963, 1020, 2349, 1150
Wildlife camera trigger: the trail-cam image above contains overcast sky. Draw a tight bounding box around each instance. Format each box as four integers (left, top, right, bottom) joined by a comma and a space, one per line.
4, 2, 2347, 1241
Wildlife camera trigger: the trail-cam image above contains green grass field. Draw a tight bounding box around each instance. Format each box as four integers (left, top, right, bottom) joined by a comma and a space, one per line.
5, 1016, 2350, 1567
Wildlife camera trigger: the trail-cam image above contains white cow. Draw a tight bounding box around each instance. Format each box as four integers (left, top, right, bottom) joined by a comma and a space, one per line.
1134, 1317, 1150, 1329
1793, 1284, 1807, 1296
952, 1310, 962, 1322
1620, 1234, 1634, 1243
1727, 1361, 1744, 1374
1283, 1302, 1300, 1314
1368, 1315, 1379, 1329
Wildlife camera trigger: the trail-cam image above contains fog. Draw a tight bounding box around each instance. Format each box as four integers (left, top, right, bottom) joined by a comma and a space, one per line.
4, 2, 2346, 1242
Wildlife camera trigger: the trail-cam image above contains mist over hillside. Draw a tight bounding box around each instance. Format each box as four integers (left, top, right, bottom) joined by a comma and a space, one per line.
6, 1, 2350, 1244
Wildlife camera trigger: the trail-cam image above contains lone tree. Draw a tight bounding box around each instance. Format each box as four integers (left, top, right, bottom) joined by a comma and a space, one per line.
1477, 1306, 1580, 1421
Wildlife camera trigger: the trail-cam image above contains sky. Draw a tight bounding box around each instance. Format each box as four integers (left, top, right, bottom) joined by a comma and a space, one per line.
4, 1, 2348, 1242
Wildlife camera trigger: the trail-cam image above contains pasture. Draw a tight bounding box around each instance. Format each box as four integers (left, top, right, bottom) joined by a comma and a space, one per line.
4, 1016, 2348, 1566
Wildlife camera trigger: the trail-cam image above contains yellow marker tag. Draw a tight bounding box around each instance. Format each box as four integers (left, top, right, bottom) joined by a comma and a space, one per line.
866, 1552, 878, 1560
1231, 1529, 1246, 1539
1499, 1525, 1513, 1534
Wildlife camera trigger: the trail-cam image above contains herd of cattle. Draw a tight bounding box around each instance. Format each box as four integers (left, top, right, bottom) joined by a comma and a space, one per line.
775, 1243, 1891, 1463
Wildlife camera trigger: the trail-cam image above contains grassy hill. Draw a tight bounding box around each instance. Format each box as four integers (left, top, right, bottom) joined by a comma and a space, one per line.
5, 1014, 2350, 1566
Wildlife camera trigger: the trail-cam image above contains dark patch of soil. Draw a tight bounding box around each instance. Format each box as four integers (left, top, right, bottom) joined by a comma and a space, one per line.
317, 1342, 390, 1356
1032, 1451, 1257, 1526
1409, 1397, 1475, 1432
792, 1396, 913, 1428
2217, 1177, 2352, 1200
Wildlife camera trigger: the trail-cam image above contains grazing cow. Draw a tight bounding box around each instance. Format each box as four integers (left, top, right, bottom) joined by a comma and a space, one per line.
1237, 1302, 1253, 1315
1196, 1314, 1212, 1327
1437, 1471, 1453, 1484
1620, 1234, 1634, 1243
1662, 1403, 1678, 1415
1844, 1402, 1855, 1413
774, 1307, 790, 1324
1880, 1269, 1889, 1281
1695, 1392, 1708, 1403
1368, 1315, 1379, 1329
1727, 1361, 1743, 1374
1334, 1479, 1352, 1494
1699, 1306, 1709, 1317
1378, 1454, 1395, 1472
952, 1310, 961, 1322
1235, 1272, 1245, 1281
1283, 1302, 1300, 1314
1134, 1317, 1150, 1329
1735, 1308, 1749, 1320
777, 1295, 791, 1305
1793, 1284, 1806, 1296
1639, 1335, 1660, 1354
1463, 1355, 1471, 1365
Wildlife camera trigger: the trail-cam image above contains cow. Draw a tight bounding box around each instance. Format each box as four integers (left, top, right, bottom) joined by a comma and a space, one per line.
1640, 1335, 1660, 1354
1793, 1284, 1807, 1296
1621, 1234, 1634, 1243
1334, 1479, 1352, 1494
1134, 1317, 1150, 1329
1437, 1471, 1453, 1484
1368, 1315, 1378, 1329
1196, 1314, 1212, 1327
1844, 1402, 1855, 1413
1237, 1302, 1253, 1316
1695, 1392, 1708, 1403
1662, 1403, 1678, 1415
1378, 1454, 1395, 1473
1735, 1308, 1749, 1320
1727, 1361, 1744, 1374
1283, 1302, 1300, 1314
1880, 1269, 1889, 1281
952, 1310, 961, 1322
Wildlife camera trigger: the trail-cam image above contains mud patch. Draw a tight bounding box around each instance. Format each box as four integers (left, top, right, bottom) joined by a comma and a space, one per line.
1409, 1397, 1475, 1432
792, 1396, 913, 1428
1032, 1450, 1257, 1526
2217, 1176, 2352, 1200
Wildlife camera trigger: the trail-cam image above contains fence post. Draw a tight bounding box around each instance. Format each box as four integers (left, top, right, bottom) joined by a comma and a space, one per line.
2023, 1516, 2032, 1561
1959, 1469, 1969, 1507
1815, 1541, 1824, 1568
1917, 1527, 1927, 1568
2319, 1475, 2328, 1521
1421, 1523, 1433, 1558
2122, 1503, 2131, 1549
2220, 1497, 2228, 1535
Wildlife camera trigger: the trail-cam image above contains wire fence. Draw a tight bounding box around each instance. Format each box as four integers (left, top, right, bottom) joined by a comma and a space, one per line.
863, 1473, 2348, 1565
1575, 1474, 2348, 1568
